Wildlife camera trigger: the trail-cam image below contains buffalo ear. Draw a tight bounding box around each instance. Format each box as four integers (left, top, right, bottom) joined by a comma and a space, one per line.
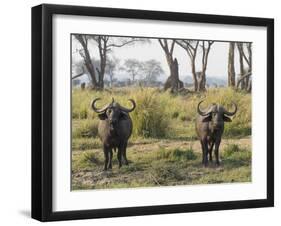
98, 112, 107, 120
202, 114, 212, 122
223, 115, 232, 122
119, 111, 129, 120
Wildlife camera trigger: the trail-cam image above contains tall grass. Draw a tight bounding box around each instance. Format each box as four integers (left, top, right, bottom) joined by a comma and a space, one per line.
130, 89, 170, 138
72, 87, 251, 139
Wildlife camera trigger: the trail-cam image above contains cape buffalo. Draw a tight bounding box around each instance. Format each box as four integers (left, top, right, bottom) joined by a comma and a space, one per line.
195, 101, 237, 166
91, 98, 136, 170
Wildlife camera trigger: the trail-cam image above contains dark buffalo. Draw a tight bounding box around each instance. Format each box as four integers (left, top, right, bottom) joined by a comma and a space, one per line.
91, 98, 136, 170
195, 101, 237, 166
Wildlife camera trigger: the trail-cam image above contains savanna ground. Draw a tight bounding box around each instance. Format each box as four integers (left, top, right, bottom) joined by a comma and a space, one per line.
71, 87, 251, 190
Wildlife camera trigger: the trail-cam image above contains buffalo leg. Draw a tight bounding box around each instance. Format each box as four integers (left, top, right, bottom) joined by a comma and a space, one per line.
103, 147, 109, 171
201, 140, 208, 166
122, 142, 129, 165
214, 139, 221, 166
108, 149, 113, 169
203, 141, 209, 166
209, 142, 214, 162
200, 141, 204, 164
117, 148, 122, 168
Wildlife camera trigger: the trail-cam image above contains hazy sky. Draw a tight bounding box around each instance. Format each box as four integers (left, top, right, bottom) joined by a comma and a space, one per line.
72, 36, 242, 81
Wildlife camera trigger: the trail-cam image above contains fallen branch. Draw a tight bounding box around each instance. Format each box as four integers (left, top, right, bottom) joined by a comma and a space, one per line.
149, 173, 161, 186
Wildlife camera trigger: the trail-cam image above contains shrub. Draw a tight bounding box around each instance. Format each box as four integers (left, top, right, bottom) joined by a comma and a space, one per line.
172, 111, 179, 119
157, 147, 197, 161
130, 89, 170, 138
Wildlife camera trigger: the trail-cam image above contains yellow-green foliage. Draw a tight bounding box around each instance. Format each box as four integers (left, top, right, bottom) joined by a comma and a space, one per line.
129, 88, 170, 138
72, 87, 251, 139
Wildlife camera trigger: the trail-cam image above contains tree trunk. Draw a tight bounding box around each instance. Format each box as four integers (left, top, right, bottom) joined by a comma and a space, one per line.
82, 47, 98, 89
196, 72, 206, 92
228, 42, 236, 87
191, 58, 198, 91
245, 43, 252, 89
74, 35, 99, 89
164, 58, 183, 92
159, 39, 183, 92
237, 43, 245, 89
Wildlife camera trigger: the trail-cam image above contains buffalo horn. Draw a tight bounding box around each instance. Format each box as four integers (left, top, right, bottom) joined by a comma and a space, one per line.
91, 98, 111, 113
197, 100, 212, 116
119, 99, 136, 113
223, 103, 237, 116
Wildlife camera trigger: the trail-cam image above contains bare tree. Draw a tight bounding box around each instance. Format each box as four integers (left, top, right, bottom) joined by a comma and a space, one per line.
122, 59, 143, 84
142, 59, 164, 85
158, 39, 183, 92
176, 40, 214, 92
228, 42, 236, 87
74, 34, 99, 89
105, 57, 120, 88
91, 36, 149, 89
176, 40, 214, 91
74, 34, 148, 89
236, 42, 252, 92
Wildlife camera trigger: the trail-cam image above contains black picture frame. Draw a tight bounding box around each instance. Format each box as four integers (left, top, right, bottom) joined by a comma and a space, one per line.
32, 3, 274, 222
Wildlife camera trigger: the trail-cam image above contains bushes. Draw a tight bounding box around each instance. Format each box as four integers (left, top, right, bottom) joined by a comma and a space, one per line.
130, 89, 170, 138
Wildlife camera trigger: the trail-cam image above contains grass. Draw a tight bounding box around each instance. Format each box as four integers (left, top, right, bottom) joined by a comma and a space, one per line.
71, 87, 252, 190
156, 147, 197, 161
72, 87, 251, 139
72, 142, 251, 189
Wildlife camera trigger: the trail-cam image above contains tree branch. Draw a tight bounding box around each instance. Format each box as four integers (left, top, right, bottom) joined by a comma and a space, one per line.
236, 72, 252, 89
107, 38, 144, 48
72, 67, 85, 80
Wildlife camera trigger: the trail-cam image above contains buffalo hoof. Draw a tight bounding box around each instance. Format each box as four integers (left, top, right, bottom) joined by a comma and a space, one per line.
216, 162, 220, 166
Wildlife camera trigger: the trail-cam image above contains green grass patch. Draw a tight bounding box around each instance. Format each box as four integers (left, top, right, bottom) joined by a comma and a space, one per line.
156, 147, 197, 161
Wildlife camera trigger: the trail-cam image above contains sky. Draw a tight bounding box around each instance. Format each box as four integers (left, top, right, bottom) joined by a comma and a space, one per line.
72, 36, 243, 82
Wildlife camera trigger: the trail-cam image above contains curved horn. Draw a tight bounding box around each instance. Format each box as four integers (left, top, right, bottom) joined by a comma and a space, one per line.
119, 99, 136, 113
91, 98, 110, 113
223, 102, 237, 116
197, 100, 211, 116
